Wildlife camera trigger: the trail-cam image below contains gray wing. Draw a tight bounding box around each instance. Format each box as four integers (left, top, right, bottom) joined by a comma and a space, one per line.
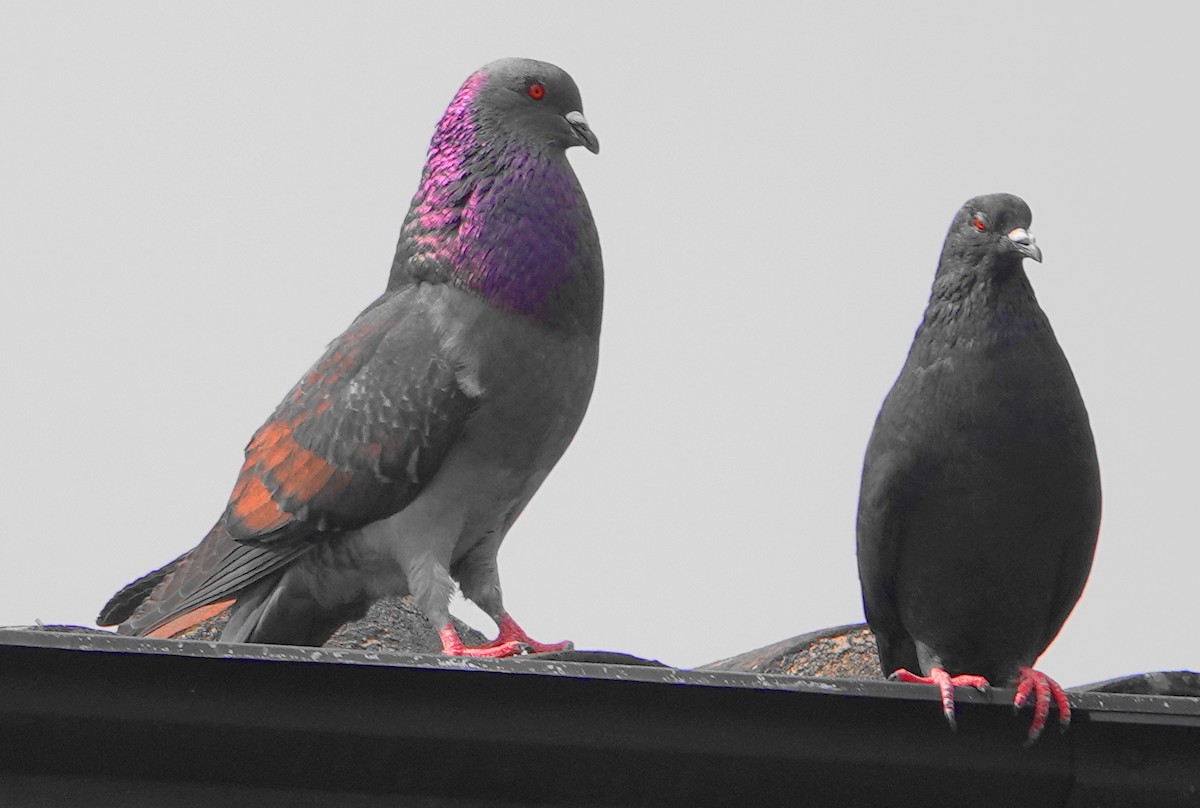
104, 284, 482, 636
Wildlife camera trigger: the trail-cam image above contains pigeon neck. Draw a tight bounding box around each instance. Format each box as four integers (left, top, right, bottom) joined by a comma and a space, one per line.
919, 261, 1047, 345
389, 74, 602, 336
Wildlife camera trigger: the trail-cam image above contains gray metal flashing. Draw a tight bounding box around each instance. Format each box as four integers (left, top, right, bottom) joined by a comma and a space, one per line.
1, 629, 1197, 806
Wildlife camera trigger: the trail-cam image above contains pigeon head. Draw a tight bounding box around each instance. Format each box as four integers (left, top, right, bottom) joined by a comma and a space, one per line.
471, 58, 599, 155
392, 58, 604, 335
939, 193, 1043, 275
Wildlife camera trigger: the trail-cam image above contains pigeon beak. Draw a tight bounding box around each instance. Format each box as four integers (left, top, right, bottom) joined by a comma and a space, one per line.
1007, 228, 1043, 263
565, 111, 600, 154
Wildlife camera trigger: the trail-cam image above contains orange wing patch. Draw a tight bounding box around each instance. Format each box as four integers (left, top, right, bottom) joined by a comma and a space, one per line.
228, 415, 349, 537
146, 598, 236, 639
229, 474, 290, 534
228, 322, 403, 539
273, 446, 336, 501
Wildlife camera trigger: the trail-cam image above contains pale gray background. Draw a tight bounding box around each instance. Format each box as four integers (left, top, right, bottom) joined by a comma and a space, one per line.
2, 3, 1196, 684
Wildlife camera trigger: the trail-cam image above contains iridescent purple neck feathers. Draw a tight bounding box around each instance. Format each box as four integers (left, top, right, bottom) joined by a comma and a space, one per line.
390, 71, 602, 335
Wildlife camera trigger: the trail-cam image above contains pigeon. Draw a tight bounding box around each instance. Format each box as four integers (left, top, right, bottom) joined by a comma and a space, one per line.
856, 193, 1101, 742
97, 58, 603, 657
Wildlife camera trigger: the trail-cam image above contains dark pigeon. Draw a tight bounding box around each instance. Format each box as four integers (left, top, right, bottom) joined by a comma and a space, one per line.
98, 58, 603, 657
856, 193, 1101, 742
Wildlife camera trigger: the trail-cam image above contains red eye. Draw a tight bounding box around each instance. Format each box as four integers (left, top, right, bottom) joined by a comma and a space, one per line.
527, 83, 545, 100
972, 213, 988, 232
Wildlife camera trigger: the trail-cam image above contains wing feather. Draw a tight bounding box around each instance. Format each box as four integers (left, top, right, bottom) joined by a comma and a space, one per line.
115, 284, 480, 636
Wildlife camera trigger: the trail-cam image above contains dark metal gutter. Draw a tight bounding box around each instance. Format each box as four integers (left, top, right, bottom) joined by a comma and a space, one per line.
1, 629, 1197, 807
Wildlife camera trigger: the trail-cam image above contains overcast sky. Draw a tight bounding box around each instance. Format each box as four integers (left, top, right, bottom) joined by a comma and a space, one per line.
2, 3, 1197, 685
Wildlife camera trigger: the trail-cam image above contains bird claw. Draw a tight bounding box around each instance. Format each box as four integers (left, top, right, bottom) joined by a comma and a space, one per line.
489, 613, 572, 654
475, 636, 572, 654
521, 638, 574, 654
1013, 666, 1069, 744
890, 668, 992, 731
451, 640, 532, 658
439, 625, 527, 658
438, 616, 572, 658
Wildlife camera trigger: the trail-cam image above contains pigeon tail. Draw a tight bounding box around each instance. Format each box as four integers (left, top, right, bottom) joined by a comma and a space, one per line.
143, 599, 236, 639
96, 553, 189, 626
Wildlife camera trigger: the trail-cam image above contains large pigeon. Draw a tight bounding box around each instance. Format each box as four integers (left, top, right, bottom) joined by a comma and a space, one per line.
856, 193, 1101, 741
98, 58, 603, 657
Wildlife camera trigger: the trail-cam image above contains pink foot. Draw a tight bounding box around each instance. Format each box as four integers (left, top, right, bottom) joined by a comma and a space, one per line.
1013, 666, 1070, 744
477, 613, 573, 654
890, 667, 990, 730
438, 626, 527, 658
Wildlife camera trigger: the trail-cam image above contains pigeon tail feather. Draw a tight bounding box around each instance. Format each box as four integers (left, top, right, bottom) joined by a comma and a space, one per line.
96, 552, 188, 626
144, 599, 236, 639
